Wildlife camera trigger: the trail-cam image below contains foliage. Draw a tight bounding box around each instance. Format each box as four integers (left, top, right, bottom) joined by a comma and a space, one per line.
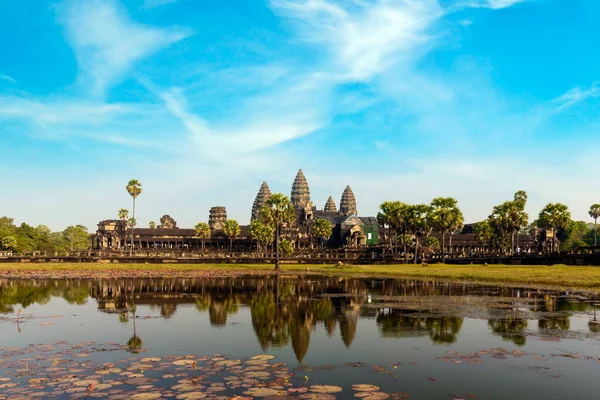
425, 236, 440, 250
377, 201, 410, 256
429, 197, 464, 259
538, 203, 572, 251
249, 220, 274, 251
223, 220, 240, 251
279, 239, 294, 257
62, 225, 89, 252
118, 209, 129, 221
128, 218, 137, 228
1, 236, 17, 251
149, 221, 156, 229
259, 194, 296, 269
473, 221, 493, 248
589, 204, 600, 246
312, 218, 332, 248
194, 222, 211, 252
126, 179, 142, 256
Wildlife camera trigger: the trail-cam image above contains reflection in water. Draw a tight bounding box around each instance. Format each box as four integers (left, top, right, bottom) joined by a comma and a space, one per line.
488, 318, 528, 346
2, 277, 600, 362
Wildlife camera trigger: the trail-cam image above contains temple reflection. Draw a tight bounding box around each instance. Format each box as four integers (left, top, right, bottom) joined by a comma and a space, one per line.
1, 277, 597, 363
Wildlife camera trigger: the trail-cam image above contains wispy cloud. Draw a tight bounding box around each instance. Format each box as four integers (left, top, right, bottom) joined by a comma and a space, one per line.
0, 74, 16, 83
468, 0, 529, 9
57, 0, 191, 97
270, 0, 442, 81
553, 82, 600, 111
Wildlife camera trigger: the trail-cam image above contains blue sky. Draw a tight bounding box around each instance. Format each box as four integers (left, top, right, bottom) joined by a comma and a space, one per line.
0, 0, 599, 231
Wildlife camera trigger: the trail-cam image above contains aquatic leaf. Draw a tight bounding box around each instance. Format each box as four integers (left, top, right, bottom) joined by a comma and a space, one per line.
310, 385, 343, 393
243, 387, 280, 397
352, 384, 380, 392
176, 392, 207, 399
129, 393, 163, 400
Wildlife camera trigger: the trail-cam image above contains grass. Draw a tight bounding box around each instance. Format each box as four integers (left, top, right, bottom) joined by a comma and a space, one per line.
2, 262, 600, 290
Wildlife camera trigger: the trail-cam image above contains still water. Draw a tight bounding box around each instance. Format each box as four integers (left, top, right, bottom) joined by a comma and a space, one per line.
1, 276, 600, 399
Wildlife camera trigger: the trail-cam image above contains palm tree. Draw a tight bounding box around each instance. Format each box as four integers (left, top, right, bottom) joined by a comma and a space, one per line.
429, 197, 464, 261
126, 288, 142, 353
118, 208, 129, 221
506, 200, 528, 254
149, 221, 156, 229
312, 218, 333, 249
406, 204, 431, 264
538, 203, 571, 252
259, 194, 296, 270
513, 191, 528, 250
223, 220, 240, 252
589, 204, 600, 247
194, 222, 211, 253
473, 220, 493, 253
250, 220, 273, 254
126, 180, 142, 256
377, 201, 409, 258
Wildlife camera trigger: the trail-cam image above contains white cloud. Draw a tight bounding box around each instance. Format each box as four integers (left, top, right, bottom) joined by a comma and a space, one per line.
58, 0, 190, 96
0, 74, 16, 83
553, 82, 600, 111
484, 0, 528, 9
270, 0, 443, 81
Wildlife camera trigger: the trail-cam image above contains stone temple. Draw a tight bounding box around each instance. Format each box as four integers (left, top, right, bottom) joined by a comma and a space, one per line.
93, 169, 379, 251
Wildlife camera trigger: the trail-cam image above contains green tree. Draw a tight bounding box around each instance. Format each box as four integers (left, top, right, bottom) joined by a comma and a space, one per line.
561, 221, 590, 251
429, 197, 464, 261
589, 204, 600, 247
377, 201, 409, 258
538, 203, 572, 252
425, 236, 440, 251
1, 236, 17, 251
259, 194, 296, 270
312, 218, 333, 249
118, 208, 129, 221
149, 221, 156, 229
62, 225, 89, 252
126, 179, 143, 256
35, 225, 53, 252
223, 220, 240, 252
406, 204, 431, 264
250, 220, 273, 254
473, 220, 493, 252
280, 239, 294, 257
194, 222, 211, 253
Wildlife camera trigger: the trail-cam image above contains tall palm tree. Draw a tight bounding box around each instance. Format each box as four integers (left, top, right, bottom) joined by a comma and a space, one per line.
126, 180, 142, 256
513, 191, 528, 250
223, 220, 240, 252
429, 197, 464, 261
589, 204, 600, 247
407, 204, 431, 264
506, 200, 528, 254
259, 194, 296, 270
118, 208, 129, 221
538, 203, 571, 252
312, 218, 333, 250
377, 201, 409, 258
194, 222, 211, 253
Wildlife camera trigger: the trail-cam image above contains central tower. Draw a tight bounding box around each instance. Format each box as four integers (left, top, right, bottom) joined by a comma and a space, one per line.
291, 169, 311, 210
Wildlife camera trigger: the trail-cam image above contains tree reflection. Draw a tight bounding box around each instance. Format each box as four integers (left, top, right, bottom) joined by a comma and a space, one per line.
488, 318, 528, 346
538, 316, 570, 330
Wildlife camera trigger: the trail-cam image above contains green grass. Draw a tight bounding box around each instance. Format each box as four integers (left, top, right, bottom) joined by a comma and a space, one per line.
1, 262, 600, 290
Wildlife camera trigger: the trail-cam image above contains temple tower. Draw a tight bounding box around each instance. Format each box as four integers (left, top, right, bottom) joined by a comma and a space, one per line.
209, 206, 227, 232
251, 181, 272, 221
339, 186, 357, 216
291, 169, 311, 210
324, 196, 337, 213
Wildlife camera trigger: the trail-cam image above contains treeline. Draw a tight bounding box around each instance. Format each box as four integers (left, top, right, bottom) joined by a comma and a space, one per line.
0, 217, 90, 254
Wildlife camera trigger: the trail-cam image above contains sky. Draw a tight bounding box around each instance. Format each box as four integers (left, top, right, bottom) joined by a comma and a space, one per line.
0, 0, 599, 232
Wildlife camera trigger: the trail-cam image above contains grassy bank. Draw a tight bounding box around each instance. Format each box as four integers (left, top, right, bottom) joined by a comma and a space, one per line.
1, 263, 600, 290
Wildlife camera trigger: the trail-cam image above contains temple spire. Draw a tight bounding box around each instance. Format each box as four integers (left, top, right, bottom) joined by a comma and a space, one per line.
339, 185, 357, 216
324, 196, 337, 213
251, 182, 272, 221
291, 169, 311, 210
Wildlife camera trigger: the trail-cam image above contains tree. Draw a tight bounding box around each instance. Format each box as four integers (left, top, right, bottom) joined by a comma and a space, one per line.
149, 221, 156, 229
425, 236, 440, 251
194, 222, 211, 253
429, 197, 464, 261
506, 199, 528, 254
118, 208, 129, 221
312, 218, 333, 249
1, 236, 17, 251
223, 220, 240, 252
280, 239, 294, 257
62, 225, 89, 252
589, 204, 600, 247
377, 201, 409, 258
538, 203, 571, 252
259, 194, 296, 270
473, 221, 493, 252
126, 179, 143, 256
250, 220, 273, 254
406, 204, 431, 264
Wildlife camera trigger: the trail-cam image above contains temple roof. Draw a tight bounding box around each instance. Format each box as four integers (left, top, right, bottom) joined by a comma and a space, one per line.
324, 196, 337, 213
251, 181, 272, 221
339, 185, 357, 216
291, 169, 311, 210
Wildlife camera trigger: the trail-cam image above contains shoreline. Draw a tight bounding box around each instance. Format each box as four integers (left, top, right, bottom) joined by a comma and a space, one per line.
2, 263, 600, 292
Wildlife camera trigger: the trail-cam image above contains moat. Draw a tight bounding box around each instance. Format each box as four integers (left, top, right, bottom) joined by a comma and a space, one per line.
2, 276, 600, 399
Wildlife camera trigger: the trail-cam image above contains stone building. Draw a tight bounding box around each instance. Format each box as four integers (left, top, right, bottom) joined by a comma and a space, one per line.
93, 168, 379, 250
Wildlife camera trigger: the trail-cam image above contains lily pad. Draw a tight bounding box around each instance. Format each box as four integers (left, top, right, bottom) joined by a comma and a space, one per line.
310, 385, 343, 394
243, 387, 281, 397
353, 385, 380, 392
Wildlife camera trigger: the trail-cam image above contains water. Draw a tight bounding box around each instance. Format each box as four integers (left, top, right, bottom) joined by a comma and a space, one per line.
2, 276, 600, 399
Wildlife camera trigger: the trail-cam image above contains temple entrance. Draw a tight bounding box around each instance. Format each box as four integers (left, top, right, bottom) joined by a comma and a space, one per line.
347, 225, 367, 247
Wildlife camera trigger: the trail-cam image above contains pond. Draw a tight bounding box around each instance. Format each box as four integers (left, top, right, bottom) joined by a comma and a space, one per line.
1, 276, 600, 399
